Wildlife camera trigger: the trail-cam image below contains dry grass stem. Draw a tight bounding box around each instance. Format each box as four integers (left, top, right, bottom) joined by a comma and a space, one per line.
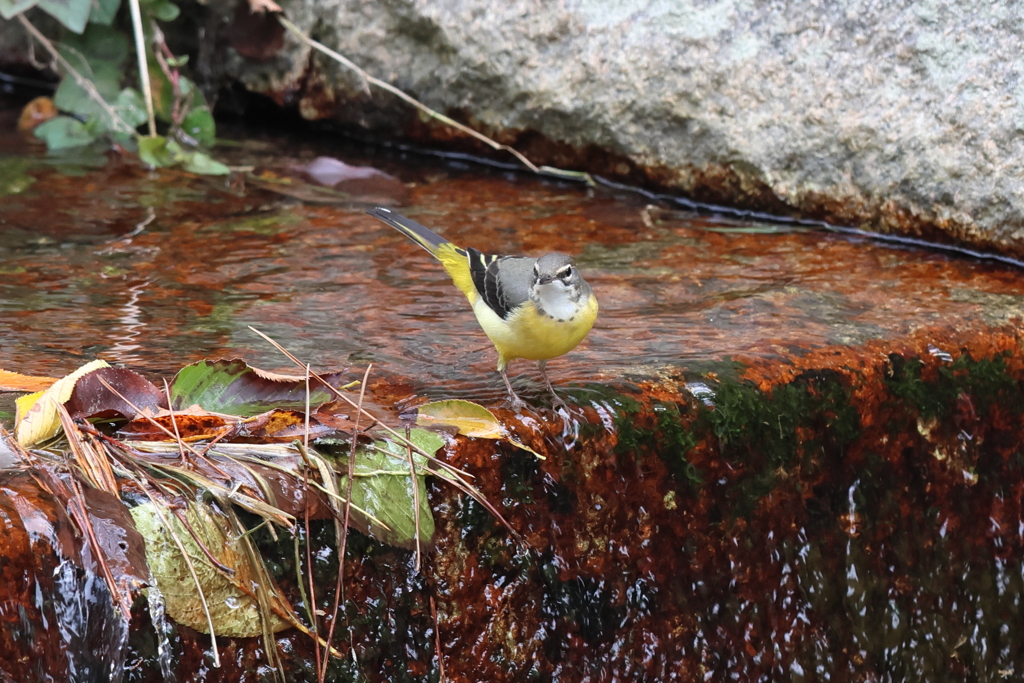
247, 327, 470, 479
320, 362, 373, 680
97, 376, 207, 459
17, 14, 138, 135
128, 0, 156, 135
67, 474, 134, 619
304, 364, 312, 450
248, 326, 523, 543
57, 402, 118, 493
431, 595, 446, 682
162, 378, 188, 465
138, 484, 222, 667
405, 426, 422, 572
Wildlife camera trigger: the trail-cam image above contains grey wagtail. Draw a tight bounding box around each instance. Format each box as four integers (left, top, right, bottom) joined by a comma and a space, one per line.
367, 207, 598, 408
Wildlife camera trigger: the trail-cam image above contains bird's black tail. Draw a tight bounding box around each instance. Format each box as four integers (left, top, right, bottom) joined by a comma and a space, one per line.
367, 207, 460, 256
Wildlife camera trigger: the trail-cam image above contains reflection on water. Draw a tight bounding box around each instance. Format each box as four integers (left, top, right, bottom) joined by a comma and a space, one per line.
2, 115, 1023, 395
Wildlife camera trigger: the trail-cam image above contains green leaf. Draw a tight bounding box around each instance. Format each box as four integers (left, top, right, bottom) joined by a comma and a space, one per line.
34, 116, 96, 150
53, 77, 99, 118
180, 106, 216, 145
87, 0, 120, 25
181, 151, 229, 176
112, 129, 139, 148
37, 0, 91, 33
152, 0, 178, 21
176, 74, 196, 101
340, 443, 435, 548
374, 428, 445, 462
169, 359, 346, 417
70, 23, 130, 66
52, 42, 124, 133
408, 428, 446, 458
82, 115, 108, 137
131, 501, 290, 637
137, 135, 178, 167
0, 0, 39, 20
114, 88, 148, 129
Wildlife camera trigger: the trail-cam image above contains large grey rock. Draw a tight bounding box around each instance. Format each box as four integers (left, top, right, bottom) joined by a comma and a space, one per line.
215, 0, 1024, 256
3, 1, 1022, 255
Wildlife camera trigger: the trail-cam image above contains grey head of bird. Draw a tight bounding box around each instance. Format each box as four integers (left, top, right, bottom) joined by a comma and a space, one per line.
529, 252, 589, 320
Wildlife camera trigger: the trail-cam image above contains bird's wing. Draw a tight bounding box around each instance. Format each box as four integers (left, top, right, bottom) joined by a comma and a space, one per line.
467, 248, 535, 320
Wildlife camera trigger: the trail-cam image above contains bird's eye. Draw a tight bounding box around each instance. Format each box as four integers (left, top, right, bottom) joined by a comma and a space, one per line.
560, 266, 573, 280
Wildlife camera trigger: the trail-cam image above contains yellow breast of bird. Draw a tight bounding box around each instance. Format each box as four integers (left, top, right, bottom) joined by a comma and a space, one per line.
471, 294, 598, 369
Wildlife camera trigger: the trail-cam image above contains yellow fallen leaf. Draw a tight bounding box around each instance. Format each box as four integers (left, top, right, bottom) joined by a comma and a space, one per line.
415, 399, 544, 459
0, 368, 59, 392
415, 399, 504, 439
15, 359, 109, 447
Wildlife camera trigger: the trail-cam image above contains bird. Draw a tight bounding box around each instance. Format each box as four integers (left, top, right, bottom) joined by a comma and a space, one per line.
366, 207, 598, 409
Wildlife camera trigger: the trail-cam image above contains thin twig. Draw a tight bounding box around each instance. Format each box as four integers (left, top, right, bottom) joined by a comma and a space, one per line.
280, 16, 370, 96
248, 326, 523, 543
248, 328, 455, 471
67, 474, 134, 620
56, 402, 118, 493
138, 485, 222, 667
303, 472, 323, 681
299, 361, 325, 677
276, 16, 540, 173
405, 425, 422, 572
431, 596, 446, 683
98, 377, 243, 484
151, 23, 194, 136
96, 376, 206, 460
163, 379, 188, 466
108, 206, 156, 244
17, 14, 137, 136
128, 0, 157, 136
0, 425, 34, 468
226, 510, 288, 682
293, 532, 314, 632
321, 363, 372, 680
304, 364, 311, 451
171, 507, 236, 574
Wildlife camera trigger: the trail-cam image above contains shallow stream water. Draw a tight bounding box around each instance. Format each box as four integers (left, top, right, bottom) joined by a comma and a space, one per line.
4, 110, 1023, 401
3, 98, 1024, 682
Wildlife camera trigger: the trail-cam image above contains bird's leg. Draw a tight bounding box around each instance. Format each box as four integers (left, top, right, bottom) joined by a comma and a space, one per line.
538, 360, 567, 409
500, 367, 526, 411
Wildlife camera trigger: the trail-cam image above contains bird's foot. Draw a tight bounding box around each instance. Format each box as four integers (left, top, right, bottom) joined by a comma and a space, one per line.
500, 369, 528, 412
506, 393, 527, 412
538, 361, 569, 412
548, 390, 568, 411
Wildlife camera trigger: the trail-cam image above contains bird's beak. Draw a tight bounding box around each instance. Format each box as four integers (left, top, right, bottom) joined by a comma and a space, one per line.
537, 275, 554, 285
